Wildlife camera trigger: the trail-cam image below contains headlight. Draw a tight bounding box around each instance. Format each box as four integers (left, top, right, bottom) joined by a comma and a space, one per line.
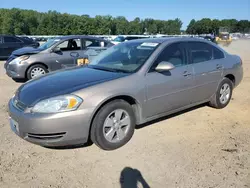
32, 95, 83, 113
9, 55, 29, 65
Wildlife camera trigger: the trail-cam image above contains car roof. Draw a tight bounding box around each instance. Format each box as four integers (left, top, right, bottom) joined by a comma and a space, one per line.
124, 37, 213, 44
53, 35, 110, 41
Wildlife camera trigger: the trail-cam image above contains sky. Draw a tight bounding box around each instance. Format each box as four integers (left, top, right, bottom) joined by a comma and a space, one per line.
1, 0, 250, 29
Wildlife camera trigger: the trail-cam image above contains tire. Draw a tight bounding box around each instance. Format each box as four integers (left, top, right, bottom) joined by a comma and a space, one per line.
27, 64, 48, 80
209, 77, 233, 109
91, 100, 136, 150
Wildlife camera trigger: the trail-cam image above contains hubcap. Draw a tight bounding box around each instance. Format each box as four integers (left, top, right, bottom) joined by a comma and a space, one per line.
219, 83, 231, 104
103, 109, 131, 143
30, 67, 46, 78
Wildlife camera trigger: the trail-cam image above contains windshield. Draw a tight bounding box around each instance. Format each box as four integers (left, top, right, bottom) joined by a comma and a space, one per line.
89, 41, 159, 73
113, 36, 125, 42
38, 38, 61, 50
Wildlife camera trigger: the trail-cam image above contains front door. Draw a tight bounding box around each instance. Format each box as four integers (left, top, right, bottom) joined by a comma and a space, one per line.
186, 42, 224, 103
145, 42, 195, 118
50, 38, 82, 71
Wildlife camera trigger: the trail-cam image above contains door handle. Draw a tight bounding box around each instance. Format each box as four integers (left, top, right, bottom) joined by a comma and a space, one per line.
216, 64, 223, 69
183, 71, 192, 77
70, 52, 79, 57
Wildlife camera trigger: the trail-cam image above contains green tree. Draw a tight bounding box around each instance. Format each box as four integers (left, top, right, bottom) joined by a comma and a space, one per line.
237, 20, 250, 33
114, 16, 129, 35
186, 19, 196, 34
128, 17, 142, 35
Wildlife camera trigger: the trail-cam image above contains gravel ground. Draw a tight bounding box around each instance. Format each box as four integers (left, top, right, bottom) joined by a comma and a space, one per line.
0, 40, 250, 188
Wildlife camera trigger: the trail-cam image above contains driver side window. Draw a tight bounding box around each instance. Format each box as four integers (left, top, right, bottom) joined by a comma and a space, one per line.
150, 42, 186, 71
57, 39, 81, 51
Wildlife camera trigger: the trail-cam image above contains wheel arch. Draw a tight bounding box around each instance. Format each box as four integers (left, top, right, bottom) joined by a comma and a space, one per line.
25, 62, 49, 78
224, 74, 235, 86
88, 95, 142, 139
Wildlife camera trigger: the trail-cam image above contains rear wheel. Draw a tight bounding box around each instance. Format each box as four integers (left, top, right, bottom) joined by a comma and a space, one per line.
209, 78, 233, 109
27, 64, 48, 80
91, 100, 135, 150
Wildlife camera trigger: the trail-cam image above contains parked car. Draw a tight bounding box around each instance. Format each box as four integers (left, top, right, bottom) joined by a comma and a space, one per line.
0, 35, 39, 59
111, 35, 150, 45
8, 37, 243, 150
19, 36, 34, 42
4, 35, 113, 80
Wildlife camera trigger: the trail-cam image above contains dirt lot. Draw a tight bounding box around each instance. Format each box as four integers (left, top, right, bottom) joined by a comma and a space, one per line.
0, 40, 250, 188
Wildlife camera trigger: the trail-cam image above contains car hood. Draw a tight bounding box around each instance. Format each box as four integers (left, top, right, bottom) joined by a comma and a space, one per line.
12, 47, 42, 56
16, 67, 128, 106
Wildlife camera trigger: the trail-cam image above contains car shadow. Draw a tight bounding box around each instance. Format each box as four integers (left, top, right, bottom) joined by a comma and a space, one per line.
120, 167, 150, 188
136, 103, 207, 129
43, 139, 93, 150
12, 78, 27, 83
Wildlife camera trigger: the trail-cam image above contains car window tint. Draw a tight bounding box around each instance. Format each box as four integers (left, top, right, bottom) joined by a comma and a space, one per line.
4, 36, 22, 43
57, 39, 81, 51
151, 42, 186, 70
213, 46, 224, 59
188, 42, 213, 64
85, 39, 101, 47
104, 41, 113, 47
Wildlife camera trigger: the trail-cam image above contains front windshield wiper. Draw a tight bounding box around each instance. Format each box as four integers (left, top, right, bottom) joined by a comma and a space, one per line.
88, 65, 131, 73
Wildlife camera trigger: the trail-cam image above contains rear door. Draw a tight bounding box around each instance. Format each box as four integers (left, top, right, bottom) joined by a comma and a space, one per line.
0, 37, 4, 58
3, 36, 23, 57
82, 39, 109, 62
186, 41, 224, 103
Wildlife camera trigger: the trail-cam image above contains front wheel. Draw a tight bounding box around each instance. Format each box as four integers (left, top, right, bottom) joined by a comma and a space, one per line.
209, 78, 233, 109
27, 64, 48, 80
91, 100, 136, 150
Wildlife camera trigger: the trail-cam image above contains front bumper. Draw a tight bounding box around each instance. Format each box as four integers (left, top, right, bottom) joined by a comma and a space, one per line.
8, 98, 94, 147
5, 63, 28, 79
234, 65, 243, 88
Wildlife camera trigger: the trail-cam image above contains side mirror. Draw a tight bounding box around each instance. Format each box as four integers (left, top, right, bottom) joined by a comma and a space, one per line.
155, 61, 175, 72
52, 47, 61, 53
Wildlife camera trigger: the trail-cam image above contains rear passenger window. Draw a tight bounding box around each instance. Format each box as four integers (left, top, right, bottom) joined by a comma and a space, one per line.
85, 39, 101, 47
213, 47, 224, 59
4, 36, 22, 43
188, 42, 212, 64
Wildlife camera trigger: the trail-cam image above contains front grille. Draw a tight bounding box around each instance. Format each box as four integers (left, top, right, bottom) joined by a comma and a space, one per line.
13, 98, 27, 111
27, 132, 66, 140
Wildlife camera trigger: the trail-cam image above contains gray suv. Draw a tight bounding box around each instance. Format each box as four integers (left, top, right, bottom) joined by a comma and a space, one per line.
4, 36, 113, 80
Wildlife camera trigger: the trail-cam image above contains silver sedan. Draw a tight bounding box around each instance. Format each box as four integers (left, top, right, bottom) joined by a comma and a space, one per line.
8, 37, 243, 150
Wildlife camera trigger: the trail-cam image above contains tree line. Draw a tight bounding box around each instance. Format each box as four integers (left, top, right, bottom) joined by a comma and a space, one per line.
0, 8, 249, 36
186, 18, 250, 35
0, 8, 182, 35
